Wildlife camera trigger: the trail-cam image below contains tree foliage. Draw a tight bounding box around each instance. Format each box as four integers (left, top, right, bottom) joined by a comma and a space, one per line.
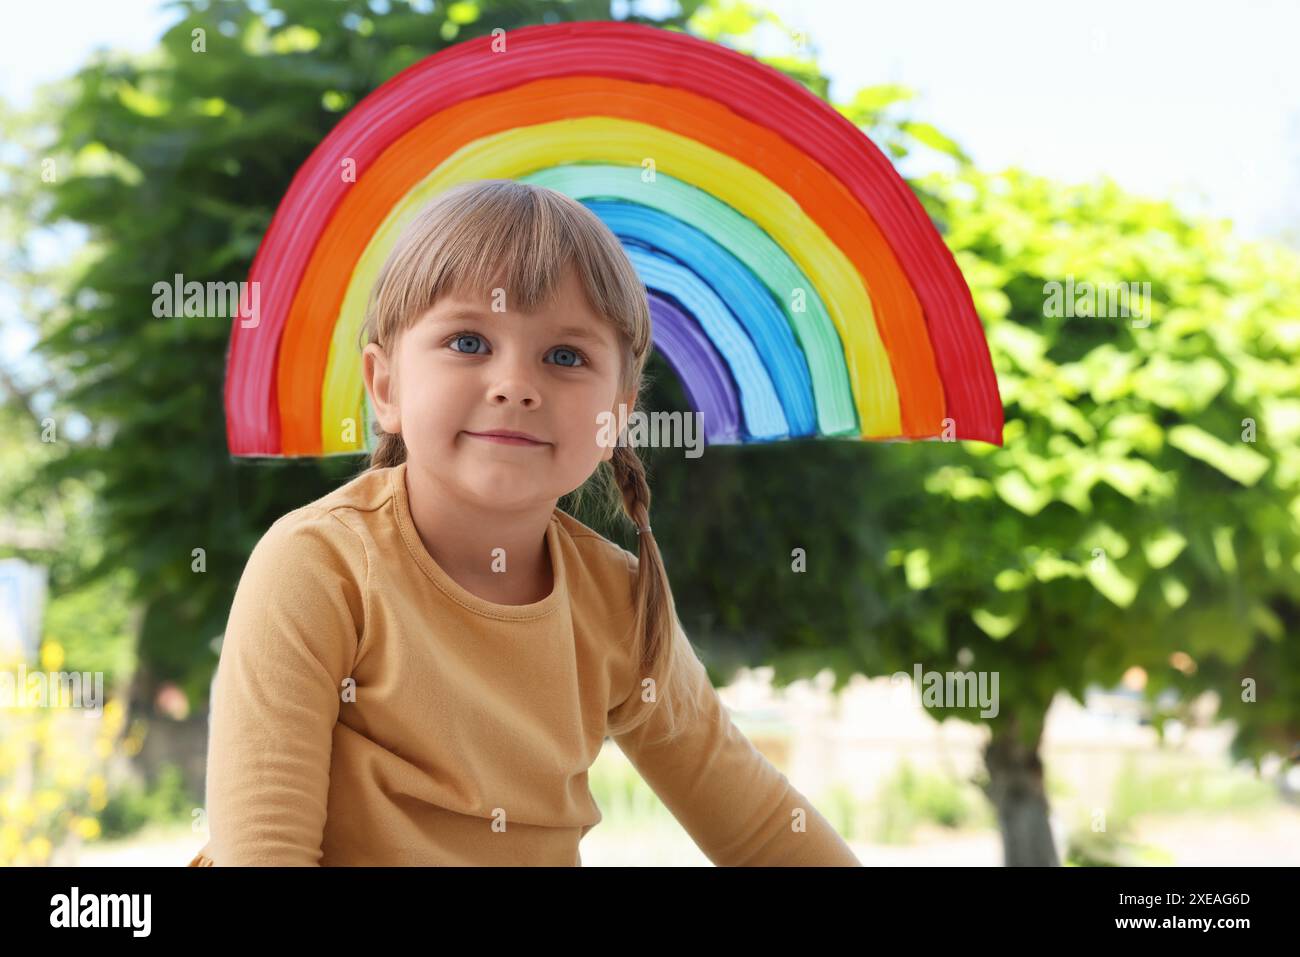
650, 166, 1300, 764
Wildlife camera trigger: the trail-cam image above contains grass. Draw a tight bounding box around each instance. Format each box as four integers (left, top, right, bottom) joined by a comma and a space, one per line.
589, 743, 995, 848
97, 763, 198, 840
1109, 756, 1277, 818
1064, 755, 1281, 866
869, 760, 994, 844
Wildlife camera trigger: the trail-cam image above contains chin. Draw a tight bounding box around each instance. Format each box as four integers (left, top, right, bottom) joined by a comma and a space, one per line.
458, 474, 552, 512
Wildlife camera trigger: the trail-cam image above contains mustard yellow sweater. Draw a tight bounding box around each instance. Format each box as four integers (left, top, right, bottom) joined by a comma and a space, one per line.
187, 461, 859, 866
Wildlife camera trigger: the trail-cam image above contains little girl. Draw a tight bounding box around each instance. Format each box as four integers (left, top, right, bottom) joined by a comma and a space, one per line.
188, 180, 860, 867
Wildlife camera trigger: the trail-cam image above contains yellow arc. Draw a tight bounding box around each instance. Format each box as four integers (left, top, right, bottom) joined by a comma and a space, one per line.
321, 116, 902, 450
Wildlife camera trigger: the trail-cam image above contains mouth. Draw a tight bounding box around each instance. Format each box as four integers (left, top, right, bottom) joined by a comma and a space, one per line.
463, 430, 549, 447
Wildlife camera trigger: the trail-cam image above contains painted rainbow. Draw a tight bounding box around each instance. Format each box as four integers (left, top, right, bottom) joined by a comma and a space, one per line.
224, 20, 1003, 457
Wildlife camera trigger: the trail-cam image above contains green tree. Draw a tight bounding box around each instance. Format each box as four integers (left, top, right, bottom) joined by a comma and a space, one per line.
914, 168, 1300, 863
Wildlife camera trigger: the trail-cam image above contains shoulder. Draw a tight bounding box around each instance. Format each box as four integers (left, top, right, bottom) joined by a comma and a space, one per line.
293, 464, 396, 523
241, 477, 384, 591
224, 502, 365, 639
251, 465, 393, 563
254, 505, 362, 561
552, 508, 638, 607
553, 508, 636, 570
234, 509, 367, 634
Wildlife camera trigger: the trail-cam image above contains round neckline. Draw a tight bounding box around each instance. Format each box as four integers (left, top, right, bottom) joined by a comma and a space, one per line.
388, 461, 564, 621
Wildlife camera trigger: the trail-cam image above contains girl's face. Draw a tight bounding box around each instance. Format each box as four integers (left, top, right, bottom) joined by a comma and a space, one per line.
364, 267, 635, 514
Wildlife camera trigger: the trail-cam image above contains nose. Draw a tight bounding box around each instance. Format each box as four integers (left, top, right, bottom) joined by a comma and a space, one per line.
487, 353, 542, 408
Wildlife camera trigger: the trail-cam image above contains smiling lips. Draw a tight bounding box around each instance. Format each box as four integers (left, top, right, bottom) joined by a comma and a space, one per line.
464, 430, 549, 447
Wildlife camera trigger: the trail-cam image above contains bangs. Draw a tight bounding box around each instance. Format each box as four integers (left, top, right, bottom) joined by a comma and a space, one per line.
361, 180, 652, 385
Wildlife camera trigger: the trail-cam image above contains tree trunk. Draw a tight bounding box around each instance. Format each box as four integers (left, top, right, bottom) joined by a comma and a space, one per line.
983, 723, 1059, 866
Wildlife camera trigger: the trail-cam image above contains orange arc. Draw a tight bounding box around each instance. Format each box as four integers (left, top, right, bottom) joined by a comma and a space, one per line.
277, 75, 945, 454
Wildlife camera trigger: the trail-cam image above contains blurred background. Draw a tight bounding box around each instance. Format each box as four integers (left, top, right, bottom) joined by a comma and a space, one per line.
2, 0, 1298, 867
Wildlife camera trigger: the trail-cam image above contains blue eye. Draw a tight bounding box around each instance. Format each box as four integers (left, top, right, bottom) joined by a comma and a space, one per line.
448, 333, 488, 355
547, 347, 586, 368
444, 332, 586, 367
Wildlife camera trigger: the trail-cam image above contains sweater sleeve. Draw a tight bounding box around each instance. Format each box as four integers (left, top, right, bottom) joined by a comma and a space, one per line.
609, 552, 861, 867
201, 508, 364, 866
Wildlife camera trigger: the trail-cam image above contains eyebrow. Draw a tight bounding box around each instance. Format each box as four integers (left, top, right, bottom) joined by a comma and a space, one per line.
425, 307, 613, 348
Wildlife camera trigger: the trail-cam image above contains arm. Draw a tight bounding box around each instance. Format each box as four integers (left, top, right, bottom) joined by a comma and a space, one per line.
202, 508, 364, 865
610, 555, 861, 867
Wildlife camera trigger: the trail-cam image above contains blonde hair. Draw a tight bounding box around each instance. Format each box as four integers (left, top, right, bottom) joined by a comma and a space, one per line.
357, 179, 702, 742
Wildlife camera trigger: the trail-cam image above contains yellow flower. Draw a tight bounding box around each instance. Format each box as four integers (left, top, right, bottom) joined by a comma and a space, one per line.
101, 699, 125, 733
35, 790, 62, 814
55, 763, 86, 789
26, 836, 52, 862
85, 780, 108, 812
74, 817, 101, 840
3, 718, 34, 747
0, 824, 21, 852
40, 642, 64, 672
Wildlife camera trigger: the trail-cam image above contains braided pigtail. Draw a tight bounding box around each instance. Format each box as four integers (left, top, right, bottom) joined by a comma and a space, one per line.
603, 440, 704, 743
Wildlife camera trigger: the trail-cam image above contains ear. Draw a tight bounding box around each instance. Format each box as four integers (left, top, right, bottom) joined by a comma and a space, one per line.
601, 386, 637, 464
363, 342, 402, 434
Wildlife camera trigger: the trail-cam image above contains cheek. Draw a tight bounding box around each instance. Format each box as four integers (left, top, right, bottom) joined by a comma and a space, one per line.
398, 368, 463, 436
559, 386, 620, 457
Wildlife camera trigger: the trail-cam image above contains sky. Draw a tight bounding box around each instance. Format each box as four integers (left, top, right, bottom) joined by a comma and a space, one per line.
2, 0, 1298, 381
758, 0, 1300, 241
2, 0, 1296, 236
